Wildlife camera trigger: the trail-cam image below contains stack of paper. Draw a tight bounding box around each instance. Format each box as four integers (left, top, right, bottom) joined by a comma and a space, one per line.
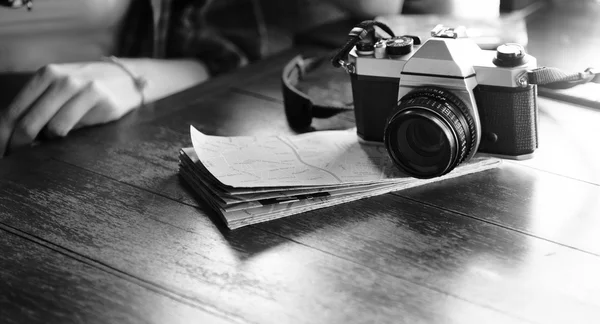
179, 126, 500, 229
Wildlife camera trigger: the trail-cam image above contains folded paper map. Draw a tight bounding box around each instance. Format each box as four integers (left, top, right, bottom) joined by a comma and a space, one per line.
179, 126, 501, 229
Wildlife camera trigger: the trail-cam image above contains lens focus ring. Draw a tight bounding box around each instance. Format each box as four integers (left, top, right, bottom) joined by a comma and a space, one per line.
398, 87, 477, 162
384, 87, 477, 178
402, 97, 468, 162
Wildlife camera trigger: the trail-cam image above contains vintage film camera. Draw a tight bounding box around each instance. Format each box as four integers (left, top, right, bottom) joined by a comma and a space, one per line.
344, 24, 539, 179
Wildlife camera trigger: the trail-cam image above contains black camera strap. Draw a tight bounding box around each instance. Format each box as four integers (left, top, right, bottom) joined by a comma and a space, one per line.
282, 20, 600, 130
331, 20, 396, 69
525, 67, 599, 89
282, 54, 355, 130
283, 20, 394, 131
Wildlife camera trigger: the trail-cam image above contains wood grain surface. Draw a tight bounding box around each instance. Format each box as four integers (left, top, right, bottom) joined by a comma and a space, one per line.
0, 158, 529, 324
0, 227, 235, 324
1, 2, 600, 323
3, 79, 599, 323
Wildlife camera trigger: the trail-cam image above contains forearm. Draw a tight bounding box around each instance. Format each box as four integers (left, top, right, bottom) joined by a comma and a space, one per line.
327, 0, 404, 18
119, 58, 211, 104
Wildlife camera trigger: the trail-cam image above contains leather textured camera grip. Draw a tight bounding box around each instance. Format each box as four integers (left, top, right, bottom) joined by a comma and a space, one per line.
475, 85, 538, 157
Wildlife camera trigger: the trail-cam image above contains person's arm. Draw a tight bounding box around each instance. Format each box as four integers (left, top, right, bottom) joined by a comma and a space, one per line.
0, 58, 209, 157
120, 58, 210, 103
326, 0, 405, 18
0, 0, 251, 158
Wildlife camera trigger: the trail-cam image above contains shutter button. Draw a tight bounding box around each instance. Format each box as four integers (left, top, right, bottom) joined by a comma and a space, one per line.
493, 43, 529, 67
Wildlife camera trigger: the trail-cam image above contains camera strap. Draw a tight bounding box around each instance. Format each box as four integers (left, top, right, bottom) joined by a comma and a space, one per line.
330, 20, 396, 70
282, 54, 354, 130
283, 20, 394, 131
282, 20, 600, 130
524, 67, 599, 89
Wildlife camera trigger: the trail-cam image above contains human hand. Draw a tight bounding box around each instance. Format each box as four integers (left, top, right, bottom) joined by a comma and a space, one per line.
0, 61, 143, 157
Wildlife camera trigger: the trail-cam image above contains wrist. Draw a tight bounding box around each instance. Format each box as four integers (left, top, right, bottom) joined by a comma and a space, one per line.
105, 58, 211, 103
102, 56, 147, 108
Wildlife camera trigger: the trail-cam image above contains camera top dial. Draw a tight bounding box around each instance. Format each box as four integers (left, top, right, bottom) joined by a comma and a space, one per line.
493, 43, 529, 67
385, 36, 414, 56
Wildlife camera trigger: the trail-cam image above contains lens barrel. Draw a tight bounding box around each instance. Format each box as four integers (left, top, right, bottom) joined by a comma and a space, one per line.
384, 87, 477, 178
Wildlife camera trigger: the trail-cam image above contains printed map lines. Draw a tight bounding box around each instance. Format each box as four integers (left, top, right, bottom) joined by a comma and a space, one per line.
276, 136, 343, 183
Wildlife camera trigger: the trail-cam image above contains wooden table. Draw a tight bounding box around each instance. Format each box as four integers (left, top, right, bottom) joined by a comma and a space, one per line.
2, 3, 600, 323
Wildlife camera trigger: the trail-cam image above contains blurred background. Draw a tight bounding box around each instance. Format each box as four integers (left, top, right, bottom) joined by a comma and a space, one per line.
0, 0, 598, 75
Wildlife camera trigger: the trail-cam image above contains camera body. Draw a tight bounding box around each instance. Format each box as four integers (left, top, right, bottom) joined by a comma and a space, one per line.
347, 25, 538, 178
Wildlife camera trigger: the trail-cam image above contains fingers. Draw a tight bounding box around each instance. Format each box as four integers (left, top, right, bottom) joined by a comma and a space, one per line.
8, 74, 84, 151
0, 64, 58, 156
77, 82, 126, 126
43, 82, 103, 138
0, 61, 136, 158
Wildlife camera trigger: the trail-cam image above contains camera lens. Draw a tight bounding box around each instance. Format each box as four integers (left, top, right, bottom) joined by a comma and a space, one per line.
387, 110, 456, 177
407, 119, 445, 156
384, 87, 477, 178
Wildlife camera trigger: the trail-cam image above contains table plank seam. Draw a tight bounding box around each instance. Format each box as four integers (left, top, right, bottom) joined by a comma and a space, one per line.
18, 158, 536, 323
391, 193, 600, 258
126, 48, 318, 127
45, 149, 596, 318
506, 161, 600, 187
0, 223, 253, 324
232, 88, 283, 104
34, 140, 596, 322
48, 156, 204, 216
230, 87, 600, 190
45, 136, 600, 261
251, 225, 540, 324
0, 198, 535, 324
